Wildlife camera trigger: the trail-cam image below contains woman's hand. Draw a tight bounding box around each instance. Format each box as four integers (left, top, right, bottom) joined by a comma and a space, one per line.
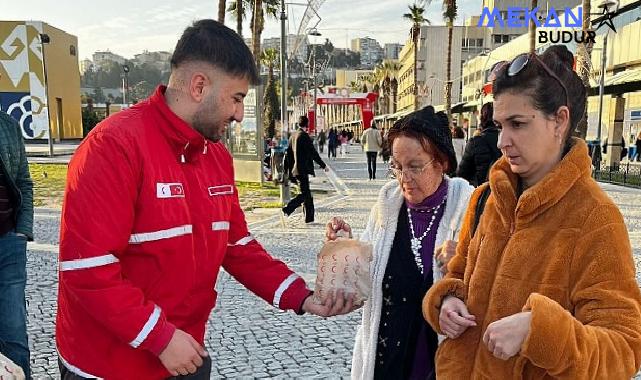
325, 217, 353, 241
436, 240, 457, 275
483, 311, 532, 360
439, 296, 477, 339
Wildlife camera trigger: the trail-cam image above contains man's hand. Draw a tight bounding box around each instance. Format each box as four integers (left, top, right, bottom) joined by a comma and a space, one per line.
483, 311, 532, 360
159, 329, 208, 376
439, 296, 477, 339
436, 240, 457, 275
325, 217, 353, 241
302, 289, 360, 317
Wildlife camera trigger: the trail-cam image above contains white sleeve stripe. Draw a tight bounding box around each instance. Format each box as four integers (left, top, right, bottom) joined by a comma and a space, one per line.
273, 273, 300, 308
129, 305, 161, 348
59, 254, 119, 272
129, 225, 192, 244
228, 235, 254, 247
212, 221, 230, 231
58, 352, 104, 379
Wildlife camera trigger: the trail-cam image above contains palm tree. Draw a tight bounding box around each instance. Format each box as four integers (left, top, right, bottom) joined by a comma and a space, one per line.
218, 0, 226, 23
403, 3, 430, 110
575, 0, 592, 139
260, 48, 280, 138
529, 0, 537, 54
228, 0, 279, 73
443, 0, 457, 125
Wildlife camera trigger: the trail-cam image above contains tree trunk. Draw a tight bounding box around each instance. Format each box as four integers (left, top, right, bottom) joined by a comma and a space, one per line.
529, 0, 538, 54
236, 0, 243, 37
575, 0, 592, 139
252, 0, 264, 73
218, 0, 226, 23
445, 19, 453, 126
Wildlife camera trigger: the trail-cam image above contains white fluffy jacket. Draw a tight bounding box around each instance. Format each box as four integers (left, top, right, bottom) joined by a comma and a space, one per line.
351, 177, 474, 379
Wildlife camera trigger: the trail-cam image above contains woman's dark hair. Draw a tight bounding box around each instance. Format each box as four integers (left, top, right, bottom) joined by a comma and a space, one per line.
480, 102, 495, 130
492, 45, 585, 147
171, 19, 260, 85
388, 106, 455, 174
452, 127, 465, 139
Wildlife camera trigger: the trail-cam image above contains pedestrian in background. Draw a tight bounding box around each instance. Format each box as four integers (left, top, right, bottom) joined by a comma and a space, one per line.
456, 103, 501, 187
317, 128, 326, 154
283, 115, 328, 224
339, 131, 349, 158
56, 20, 354, 380
636, 131, 641, 162
328, 127, 338, 160
328, 106, 473, 379
0, 103, 34, 379
361, 121, 383, 180
451, 126, 466, 165
424, 44, 641, 379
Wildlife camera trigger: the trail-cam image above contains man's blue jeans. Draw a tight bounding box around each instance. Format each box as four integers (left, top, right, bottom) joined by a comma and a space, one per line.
0, 231, 30, 378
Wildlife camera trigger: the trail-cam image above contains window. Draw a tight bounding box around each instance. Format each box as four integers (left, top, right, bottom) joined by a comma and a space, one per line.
502, 35, 510, 43
494, 34, 502, 43
70, 45, 76, 56
477, 38, 483, 47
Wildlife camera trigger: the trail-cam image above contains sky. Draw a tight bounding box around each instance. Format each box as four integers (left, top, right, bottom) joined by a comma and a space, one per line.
1, 0, 483, 61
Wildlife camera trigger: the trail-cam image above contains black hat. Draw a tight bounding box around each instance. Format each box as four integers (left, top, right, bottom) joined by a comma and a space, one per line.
392, 106, 458, 175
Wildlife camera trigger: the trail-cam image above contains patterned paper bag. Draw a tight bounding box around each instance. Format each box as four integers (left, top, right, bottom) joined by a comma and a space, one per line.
314, 238, 373, 305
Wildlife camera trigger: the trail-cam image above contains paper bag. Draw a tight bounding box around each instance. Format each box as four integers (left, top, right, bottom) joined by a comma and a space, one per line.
314, 238, 373, 305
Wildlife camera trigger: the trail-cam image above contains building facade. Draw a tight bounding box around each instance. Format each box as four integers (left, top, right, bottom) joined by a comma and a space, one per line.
0, 21, 83, 139
384, 43, 403, 60
351, 37, 384, 68
134, 50, 172, 73
397, 23, 487, 113
92, 50, 125, 70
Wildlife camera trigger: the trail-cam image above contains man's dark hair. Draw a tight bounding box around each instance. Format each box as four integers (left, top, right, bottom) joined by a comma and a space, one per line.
299, 115, 309, 128
171, 19, 260, 85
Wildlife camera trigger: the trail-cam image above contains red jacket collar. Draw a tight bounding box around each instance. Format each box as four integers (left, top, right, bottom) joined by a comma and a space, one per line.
149, 85, 208, 163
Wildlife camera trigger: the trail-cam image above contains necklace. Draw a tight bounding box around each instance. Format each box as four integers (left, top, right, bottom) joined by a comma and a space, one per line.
407, 196, 446, 274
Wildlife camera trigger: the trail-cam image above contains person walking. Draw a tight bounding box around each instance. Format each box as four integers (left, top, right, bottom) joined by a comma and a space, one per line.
317, 129, 326, 154
327, 106, 474, 379
282, 115, 328, 224
636, 131, 641, 162
361, 122, 383, 180
55, 20, 354, 380
327, 127, 338, 160
0, 106, 34, 379
456, 103, 502, 186
451, 126, 466, 165
424, 45, 641, 379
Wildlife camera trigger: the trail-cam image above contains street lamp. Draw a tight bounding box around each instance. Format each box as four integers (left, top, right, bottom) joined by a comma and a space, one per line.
39, 33, 54, 157
122, 64, 130, 106
595, 0, 618, 161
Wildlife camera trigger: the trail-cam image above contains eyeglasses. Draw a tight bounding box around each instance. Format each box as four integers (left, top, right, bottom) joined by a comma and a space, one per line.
389, 158, 435, 180
491, 53, 570, 108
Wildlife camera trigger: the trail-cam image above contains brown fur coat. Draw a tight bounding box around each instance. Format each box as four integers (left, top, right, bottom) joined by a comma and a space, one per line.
423, 139, 641, 379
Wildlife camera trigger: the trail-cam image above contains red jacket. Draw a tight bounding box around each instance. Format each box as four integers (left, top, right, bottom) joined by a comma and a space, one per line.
56, 86, 311, 379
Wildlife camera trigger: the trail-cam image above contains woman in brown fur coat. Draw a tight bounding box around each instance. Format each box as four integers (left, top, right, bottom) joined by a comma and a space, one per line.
423, 45, 641, 379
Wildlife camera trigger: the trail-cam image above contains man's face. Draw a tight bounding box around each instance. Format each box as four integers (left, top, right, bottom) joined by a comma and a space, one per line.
192, 71, 249, 142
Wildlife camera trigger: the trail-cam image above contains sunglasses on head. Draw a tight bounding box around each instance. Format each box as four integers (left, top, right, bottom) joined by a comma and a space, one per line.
491, 53, 570, 109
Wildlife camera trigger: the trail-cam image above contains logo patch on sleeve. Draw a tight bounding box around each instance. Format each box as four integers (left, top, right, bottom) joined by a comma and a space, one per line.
208, 185, 234, 196
157, 183, 185, 198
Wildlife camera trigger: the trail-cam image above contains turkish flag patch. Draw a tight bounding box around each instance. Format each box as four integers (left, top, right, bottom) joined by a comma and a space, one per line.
157, 183, 185, 198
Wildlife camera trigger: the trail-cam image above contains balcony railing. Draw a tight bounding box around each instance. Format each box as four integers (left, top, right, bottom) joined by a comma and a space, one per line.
593, 162, 641, 189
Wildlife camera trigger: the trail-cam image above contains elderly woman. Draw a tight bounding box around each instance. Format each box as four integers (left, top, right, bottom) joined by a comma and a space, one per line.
423, 45, 641, 379
326, 107, 474, 379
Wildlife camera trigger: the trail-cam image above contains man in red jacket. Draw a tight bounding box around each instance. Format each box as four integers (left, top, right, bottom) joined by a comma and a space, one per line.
56, 19, 356, 380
